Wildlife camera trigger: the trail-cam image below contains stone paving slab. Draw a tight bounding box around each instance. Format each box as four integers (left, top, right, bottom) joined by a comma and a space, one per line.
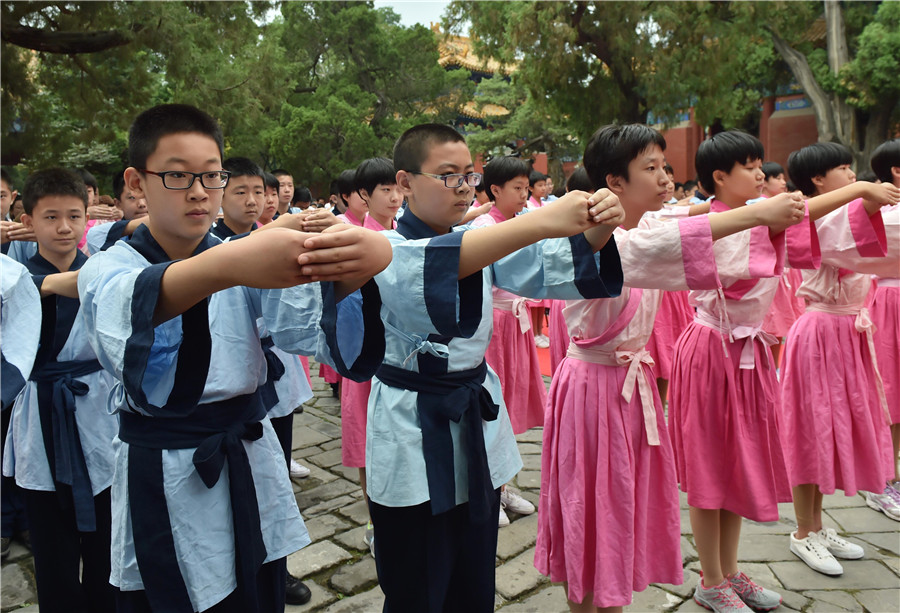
497, 584, 568, 612
494, 547, 549, 601
336, 499, 370, 525
285, 579, 337, 612
334, 525, 368, 553
305, 513, 352, 542
320, 586, 385, 612
626, 584, 684, 611
801, 589, 862, 612
855, 587, 900, 612
307, 447, 344, 469
496, 513, 538, 561
826, 506, 900, 534
288, 540, 353, 579
0, 563, 36, 611
515, 470, 541, 490
329, 557, 378, 594
770, 559, 899, 591
857, 531, 900, 556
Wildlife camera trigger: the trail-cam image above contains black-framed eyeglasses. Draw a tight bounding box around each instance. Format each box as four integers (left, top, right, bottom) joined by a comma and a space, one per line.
411, 171, 482, 189
140, 169, 231, 190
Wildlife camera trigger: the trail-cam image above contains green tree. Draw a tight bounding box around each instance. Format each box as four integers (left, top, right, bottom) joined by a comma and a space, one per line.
264, 1, 472, 185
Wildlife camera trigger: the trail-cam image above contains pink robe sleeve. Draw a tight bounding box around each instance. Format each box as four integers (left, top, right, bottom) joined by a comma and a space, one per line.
816, 199, 895, 276
619, 216, 720, 290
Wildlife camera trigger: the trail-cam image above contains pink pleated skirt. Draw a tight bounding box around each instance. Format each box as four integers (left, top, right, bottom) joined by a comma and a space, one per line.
762, 271, 806, 338
485, 309, 546, 434
299, 355, 312, 385
779, 311, 894, 494
340, 379, 371, 467
319, 363, 341, 385
645, 291, 694, 380
548, 300, 569, 376
669, 322, 791, 522
535, 358, 683, 608
869, 285, 899, 425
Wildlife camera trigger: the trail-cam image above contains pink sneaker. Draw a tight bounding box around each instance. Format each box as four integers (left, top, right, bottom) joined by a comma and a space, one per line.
694, 574, 749, 612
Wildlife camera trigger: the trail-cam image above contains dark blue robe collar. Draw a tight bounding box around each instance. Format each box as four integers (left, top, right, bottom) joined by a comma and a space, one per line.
129, 224, 218, 265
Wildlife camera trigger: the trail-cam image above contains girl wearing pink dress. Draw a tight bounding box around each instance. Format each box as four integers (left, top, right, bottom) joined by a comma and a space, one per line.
779, 143, 900, 576
669, 132, 899, 612
537, 125, 807, 613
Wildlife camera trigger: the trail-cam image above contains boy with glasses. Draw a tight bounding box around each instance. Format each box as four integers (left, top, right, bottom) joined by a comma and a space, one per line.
77, 104, 390, 613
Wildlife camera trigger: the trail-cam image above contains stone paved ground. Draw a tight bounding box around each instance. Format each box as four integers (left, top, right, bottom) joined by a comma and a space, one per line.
2, 366, 898, 612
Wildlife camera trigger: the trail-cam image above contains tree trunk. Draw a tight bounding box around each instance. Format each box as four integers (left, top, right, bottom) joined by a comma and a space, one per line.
823, 0, 857, 150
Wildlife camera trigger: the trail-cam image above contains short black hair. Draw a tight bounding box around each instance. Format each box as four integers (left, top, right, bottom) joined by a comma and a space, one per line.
762, 161, 785, 181
292, 186, 312, 204
263, 171, 279, 192
695, 131, 764, 195
871, 139, 900, 184
528, 170, 547, 187
484, 156, 530, 199
1, 168, 13, 189
272, 169, 292, 178
566, 166, 593, 193
336, 168, 357, 206
128, 104, 224, 170
354, 157, 397, 196
787, 142, 853, 196
22, 168, 88, 215
583, 124, 667, 190
74, 168, 98, 191
683, 179, 698, 192
223, 157, 264, 181
663, 163, 674, 176
393, 123, 466, 173
112, 170, 127, 200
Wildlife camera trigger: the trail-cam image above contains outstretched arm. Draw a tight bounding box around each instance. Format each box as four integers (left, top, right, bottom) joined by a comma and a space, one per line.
806, 182, 900, 221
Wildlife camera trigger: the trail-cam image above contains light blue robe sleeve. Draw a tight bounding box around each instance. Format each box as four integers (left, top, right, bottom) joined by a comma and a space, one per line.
1, 255, 41, 408
491, 233, 623, 300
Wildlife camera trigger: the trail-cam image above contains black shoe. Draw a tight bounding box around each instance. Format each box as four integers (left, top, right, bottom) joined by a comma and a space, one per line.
330, 383, 339, 398
285, 573, 311, 605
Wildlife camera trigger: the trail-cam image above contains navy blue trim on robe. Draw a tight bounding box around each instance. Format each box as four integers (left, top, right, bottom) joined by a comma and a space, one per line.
568, 233, 623, 299
1, 354, 25, 411
121, 226, 216, 417
318, 279, 385, 383
100, 220, 131, 251
375, 361, 498, 523
210, 221, 237, 241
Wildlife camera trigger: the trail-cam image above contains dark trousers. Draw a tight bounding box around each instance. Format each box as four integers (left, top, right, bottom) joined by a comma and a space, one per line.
269, 412, 293, 468
1, 407, 27, 536
369, 489, 501, 613
23, 486, 116, 613
115, 558, 287, 613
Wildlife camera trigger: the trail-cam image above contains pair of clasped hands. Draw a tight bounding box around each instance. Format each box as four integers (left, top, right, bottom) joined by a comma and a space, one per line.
223, 189, 624, 289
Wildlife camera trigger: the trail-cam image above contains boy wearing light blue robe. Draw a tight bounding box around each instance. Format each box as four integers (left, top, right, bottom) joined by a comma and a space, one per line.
365, 124, 625, 612
76, 104, 390, 613
1, 254, 41, 558
2, 168, 118, 612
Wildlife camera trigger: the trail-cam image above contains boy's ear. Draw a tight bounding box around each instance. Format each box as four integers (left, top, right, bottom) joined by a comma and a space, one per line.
10, 190, 18, 202
358, 189, 370, 204
396, 171, 414, 196
810, 174, 826, 190
489, 183, 502, 200
20, 213, 33, 230
124, 167, 146, 199
891, 166, 900, 187
605, 173, 626, 196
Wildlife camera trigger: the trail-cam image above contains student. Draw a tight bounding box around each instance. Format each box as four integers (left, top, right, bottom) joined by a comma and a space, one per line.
1, 169, 38, 262
365, 123, 624, 612
761, 162, 788, 198
867, 138, 900, 517
0, 254, 41, 560
780, 142, 900, 575
527, 170, 549, 208
272, 169, 295, 217
668, 131, 900, 612
291, 186, 313, 212
335, 168, 367, 227
664, 163, 678, 203
85, 170, 150, 254
469, 156, 545, 526
257, 172, 280, 226
3, 168, 119, 612
357, 157, 402, 231
682, 179, 698, 201
537, 123, 808, 613
76, 104, 391, 613
211, 157, 266, 240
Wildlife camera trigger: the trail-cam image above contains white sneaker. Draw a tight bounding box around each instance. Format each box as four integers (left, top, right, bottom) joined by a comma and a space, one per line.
817, 528, 864, 560
789, 531, 843, 576
289, 459, 311, 479
498, 506, 510, 527
865, 486, 900, 521
500, 488, 535, 515
364, 521, 375, 557
534, 334, 550, 349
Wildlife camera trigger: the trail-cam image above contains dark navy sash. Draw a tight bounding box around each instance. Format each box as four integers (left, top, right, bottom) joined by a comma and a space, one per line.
1, 354, 26, 411
259, 336, 285, 412
119, 392, 268, 613
375, 361, 499, 524
30, 358, 103, 532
